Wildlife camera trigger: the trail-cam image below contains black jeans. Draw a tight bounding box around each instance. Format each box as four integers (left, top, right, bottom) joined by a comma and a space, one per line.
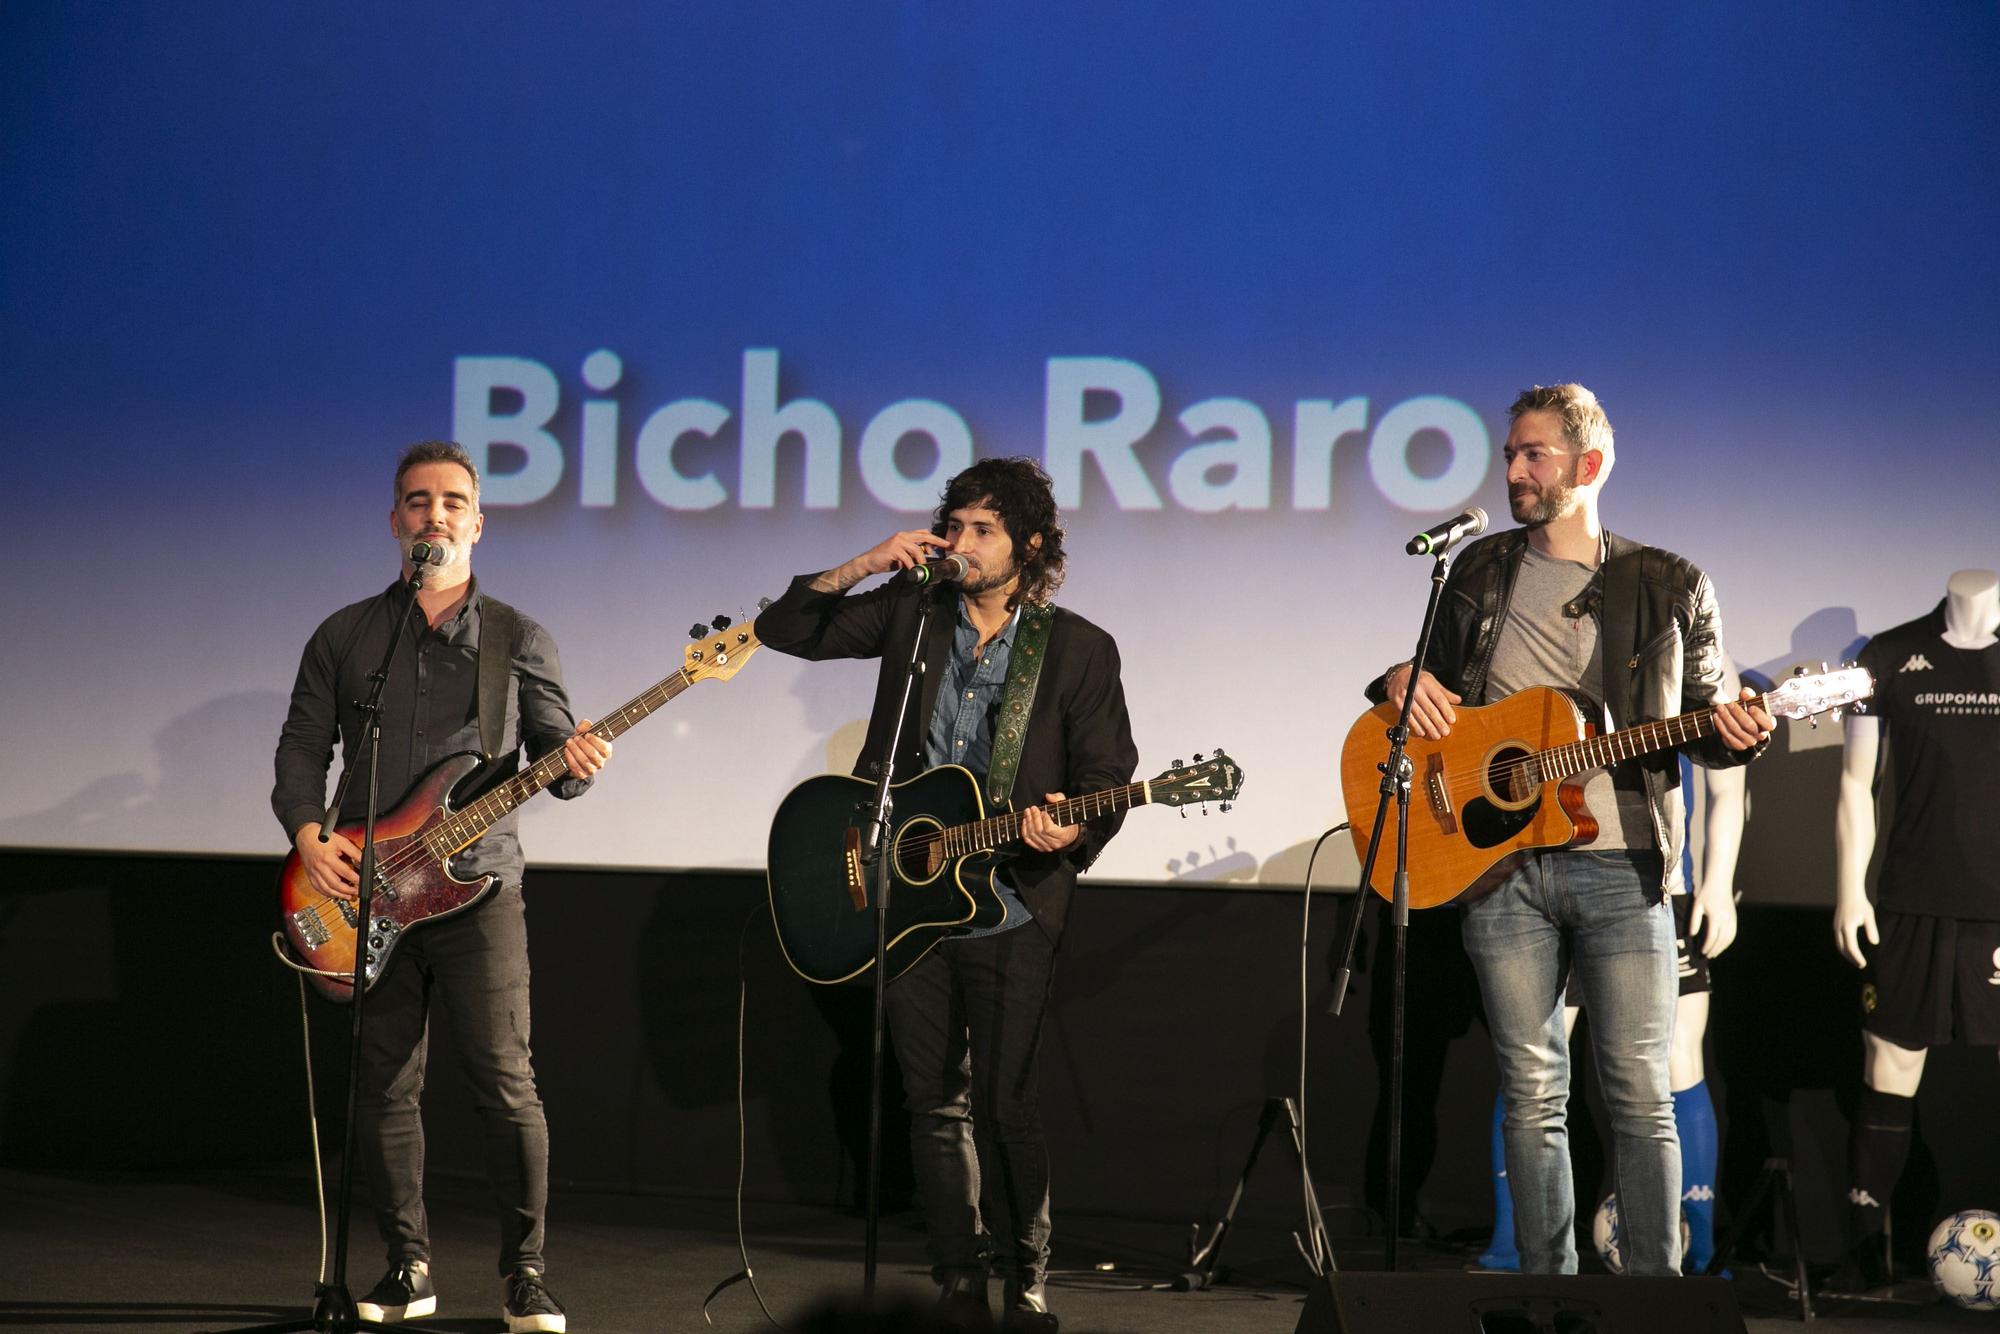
355, 885, 548, 1277
885, 920, 1058, 1287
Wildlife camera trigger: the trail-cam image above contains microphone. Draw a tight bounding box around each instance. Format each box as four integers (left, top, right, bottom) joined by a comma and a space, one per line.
904, 553, 971, 585
1405, 506, 1488, 556
408, 540, 449, 567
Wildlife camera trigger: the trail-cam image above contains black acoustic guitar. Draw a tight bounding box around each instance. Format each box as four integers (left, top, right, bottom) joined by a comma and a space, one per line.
765, 751, 1244, 983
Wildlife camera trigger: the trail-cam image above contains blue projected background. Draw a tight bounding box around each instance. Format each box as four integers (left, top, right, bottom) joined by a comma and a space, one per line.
3, 4, 1995, 890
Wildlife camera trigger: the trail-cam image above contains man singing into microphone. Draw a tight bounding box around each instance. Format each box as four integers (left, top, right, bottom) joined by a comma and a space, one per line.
757, 457, 1137, 1332
272, 441, 608, 1331
1368, 385, 1772, 1276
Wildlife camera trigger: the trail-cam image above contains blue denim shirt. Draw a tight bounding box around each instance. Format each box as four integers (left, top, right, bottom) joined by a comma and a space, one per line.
926, 600, 1031, 936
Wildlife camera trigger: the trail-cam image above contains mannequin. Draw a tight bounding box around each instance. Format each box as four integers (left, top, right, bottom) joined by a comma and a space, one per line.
1834, 568, 2000, 1286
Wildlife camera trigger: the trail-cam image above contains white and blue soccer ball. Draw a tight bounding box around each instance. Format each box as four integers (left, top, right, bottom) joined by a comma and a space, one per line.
1927, 1209, 2000, 1311
1593, 1194, 1626, 1272
1591, 1194, 1691, 1275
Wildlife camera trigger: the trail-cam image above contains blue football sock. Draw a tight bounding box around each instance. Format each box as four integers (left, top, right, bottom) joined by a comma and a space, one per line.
1479, 1091, 1519, 1270
1675, 1081, 1719, 1272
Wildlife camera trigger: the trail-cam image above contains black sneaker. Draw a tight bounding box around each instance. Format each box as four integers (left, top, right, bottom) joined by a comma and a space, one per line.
503, 1268, 567, 1333
356, 1259, 436, 1323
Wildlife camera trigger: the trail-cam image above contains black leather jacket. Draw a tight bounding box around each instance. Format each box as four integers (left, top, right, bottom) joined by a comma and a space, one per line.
1367, 528, 1763, 891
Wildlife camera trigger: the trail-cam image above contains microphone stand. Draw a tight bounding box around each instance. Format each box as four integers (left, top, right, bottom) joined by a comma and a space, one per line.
1326, 541, 1457, 1274
858, 583, 938, 1306
228, 558, 431, 1334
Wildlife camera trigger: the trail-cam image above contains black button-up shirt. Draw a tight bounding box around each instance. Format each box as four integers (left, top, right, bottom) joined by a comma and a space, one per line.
271, 576, 588, 887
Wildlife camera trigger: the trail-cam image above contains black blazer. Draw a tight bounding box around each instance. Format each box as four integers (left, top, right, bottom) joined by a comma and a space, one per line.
756, 573, 1138, 942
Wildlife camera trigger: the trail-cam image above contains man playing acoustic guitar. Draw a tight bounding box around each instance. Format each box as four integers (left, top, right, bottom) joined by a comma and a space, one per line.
272, 441, 609, 1331
757, 457, 1137, 1332
1373, 384, 1772, 1276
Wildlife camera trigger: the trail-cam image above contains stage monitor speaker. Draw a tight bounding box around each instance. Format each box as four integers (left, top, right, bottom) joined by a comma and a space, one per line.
1294, 1272, 1748, 1333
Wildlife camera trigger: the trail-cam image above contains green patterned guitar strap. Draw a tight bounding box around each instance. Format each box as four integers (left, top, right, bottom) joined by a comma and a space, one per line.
984, 603, 1055, 808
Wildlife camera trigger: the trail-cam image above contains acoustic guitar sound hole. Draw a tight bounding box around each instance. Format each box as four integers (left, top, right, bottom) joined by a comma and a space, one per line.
1486, 744, 1535, 805
893, 823, 943, 883
1462, 744, 1541, 849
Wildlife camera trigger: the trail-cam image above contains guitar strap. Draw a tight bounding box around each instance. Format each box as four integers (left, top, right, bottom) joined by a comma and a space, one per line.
1599, 536, 1641, 710
1598, 538, 1650, 792
984, 603, 1055, 807
477, 595, 518, 761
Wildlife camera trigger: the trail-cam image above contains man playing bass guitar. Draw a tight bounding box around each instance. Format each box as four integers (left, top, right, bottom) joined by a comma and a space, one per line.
271, 441, 608, 1332
757, 457, 1137, 1332
1370, 384, 1772, 1278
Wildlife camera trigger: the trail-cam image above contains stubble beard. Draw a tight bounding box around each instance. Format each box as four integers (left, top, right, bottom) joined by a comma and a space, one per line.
1510, 476, 1577, 529
960, 557, 1022, 599
395, 526, 470, 571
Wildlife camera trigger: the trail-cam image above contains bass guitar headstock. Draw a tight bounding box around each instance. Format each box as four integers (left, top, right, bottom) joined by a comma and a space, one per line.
684, 612, 763, 683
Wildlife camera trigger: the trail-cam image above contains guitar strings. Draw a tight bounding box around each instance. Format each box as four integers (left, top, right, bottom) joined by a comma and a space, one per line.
882, 766, 1234, 861
291, 715, 630, 933
288, 637, 757, 954
1412, 682, 1851, 804
888, 784, 1148, 859
1425, 704, 1729, 801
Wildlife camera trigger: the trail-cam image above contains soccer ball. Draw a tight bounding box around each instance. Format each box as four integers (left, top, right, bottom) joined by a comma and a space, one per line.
1591, 1194, 1692, 1274
1927, 1209, 2000, 1311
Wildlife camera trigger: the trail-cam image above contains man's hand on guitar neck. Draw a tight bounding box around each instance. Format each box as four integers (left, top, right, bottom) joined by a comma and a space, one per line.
1384, 664, 1462, 740
1712, 687, 1774, 751
1022, 793, 1081, 853
562, 718, 613, 780
295, 822, 362, 901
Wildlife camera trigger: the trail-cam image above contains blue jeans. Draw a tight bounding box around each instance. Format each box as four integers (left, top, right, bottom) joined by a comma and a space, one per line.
1461, 849, 1680, 1275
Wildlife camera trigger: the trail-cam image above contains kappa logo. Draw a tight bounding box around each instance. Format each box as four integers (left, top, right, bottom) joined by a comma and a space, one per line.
1849, 1188, 1883, 1209
1683, 1185, 1715, 1203
1899, 654, 1934, 673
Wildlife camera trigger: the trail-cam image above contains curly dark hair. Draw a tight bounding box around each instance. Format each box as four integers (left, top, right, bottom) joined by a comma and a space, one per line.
931, 457, 1067, 609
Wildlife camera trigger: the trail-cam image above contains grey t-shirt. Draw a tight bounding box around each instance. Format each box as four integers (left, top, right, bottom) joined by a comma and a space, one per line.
1484, 544, 1653, 851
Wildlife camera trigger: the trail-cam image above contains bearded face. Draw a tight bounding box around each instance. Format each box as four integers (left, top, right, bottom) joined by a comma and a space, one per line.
1509, 453, 1581, 527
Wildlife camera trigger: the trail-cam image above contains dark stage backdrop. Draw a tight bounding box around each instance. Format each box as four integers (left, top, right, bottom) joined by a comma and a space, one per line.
4, 851, 1997, 1268
3, 4, 1998, 901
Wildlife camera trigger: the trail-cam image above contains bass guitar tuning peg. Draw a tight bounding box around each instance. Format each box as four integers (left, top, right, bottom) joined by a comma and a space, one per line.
1193, 751, 1206, 763
687, 623, 709, 640
1172, 758, 1185, 769
711, 614, 733, 631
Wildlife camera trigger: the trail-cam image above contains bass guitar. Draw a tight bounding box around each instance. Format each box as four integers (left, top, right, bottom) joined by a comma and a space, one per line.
1338, 666, 1872, 908
767, 751, 1244, 983
279, 619, 761, 1001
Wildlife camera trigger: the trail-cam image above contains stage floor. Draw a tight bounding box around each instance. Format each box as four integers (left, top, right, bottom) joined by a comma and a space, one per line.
3, 1168, 1986, 1332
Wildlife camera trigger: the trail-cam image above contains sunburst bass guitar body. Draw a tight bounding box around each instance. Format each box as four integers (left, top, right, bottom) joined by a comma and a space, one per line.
279, 619, 762, 1001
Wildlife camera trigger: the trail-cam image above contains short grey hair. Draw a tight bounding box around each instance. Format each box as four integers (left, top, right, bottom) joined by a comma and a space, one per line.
393, 440, 481, 504
1509, 383, 1614, 476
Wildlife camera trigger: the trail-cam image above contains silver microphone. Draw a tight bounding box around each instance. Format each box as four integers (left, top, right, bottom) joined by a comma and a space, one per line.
904, 553, 971, 585
1405, 506, 1488, 557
